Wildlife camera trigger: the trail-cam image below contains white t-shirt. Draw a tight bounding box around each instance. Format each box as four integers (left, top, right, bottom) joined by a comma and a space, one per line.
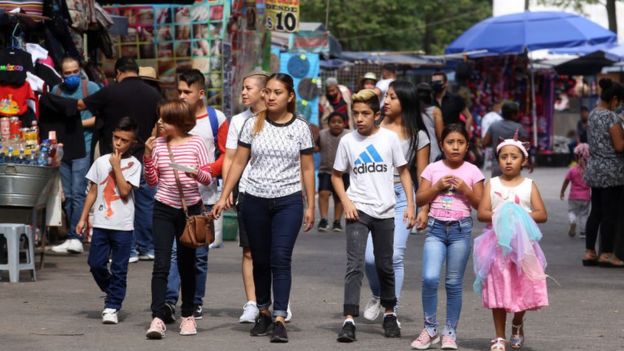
189, 107, 227, 204
238, 115, 315, 198
226, 108, 253, 193
393, 129, 430, 183
480, 111, 503, 138
86, 154, 142, 231
333, 128, 407, 219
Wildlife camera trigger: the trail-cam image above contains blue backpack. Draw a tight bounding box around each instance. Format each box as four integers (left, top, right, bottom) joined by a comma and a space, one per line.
207, 106, 220, 160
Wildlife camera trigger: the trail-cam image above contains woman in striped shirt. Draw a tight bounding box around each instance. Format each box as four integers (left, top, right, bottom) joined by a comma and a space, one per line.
143, 100, 213, 339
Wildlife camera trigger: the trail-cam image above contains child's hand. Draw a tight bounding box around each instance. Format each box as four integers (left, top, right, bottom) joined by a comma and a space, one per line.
109, 149, 122, 168
560, 192, 564, 200
303, 207, 314, 232
434, 175, 454, 192
450, 176, 469, 194
342, 199, 359, 222
403, 204, 416, 229
185, 168, 198, 179
76, 219, 87, 236
416, 209, 428, 230
144, 136, 156, 158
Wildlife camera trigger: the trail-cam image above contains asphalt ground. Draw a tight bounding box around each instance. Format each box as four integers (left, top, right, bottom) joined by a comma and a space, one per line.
0, 167, 623, 351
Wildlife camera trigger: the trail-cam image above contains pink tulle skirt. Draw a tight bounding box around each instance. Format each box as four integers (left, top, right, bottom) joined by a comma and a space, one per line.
476, 229, 549, 313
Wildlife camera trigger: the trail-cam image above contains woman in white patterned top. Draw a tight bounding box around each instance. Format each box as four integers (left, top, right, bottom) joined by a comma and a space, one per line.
213, 73, 315, 343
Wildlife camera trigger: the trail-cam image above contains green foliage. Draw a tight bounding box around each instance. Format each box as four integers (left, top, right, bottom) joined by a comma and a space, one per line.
300, 0, 491, 54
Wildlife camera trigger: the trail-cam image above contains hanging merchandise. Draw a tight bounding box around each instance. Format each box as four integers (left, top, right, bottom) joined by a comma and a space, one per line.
0, 47, 34, 85
0, 0, 44, 17
280, 52, 319, 125
0, 81, 35, 117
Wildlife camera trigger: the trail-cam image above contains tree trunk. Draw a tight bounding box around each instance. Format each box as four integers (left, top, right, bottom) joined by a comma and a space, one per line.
606, 0, 617, 34
423, 14, 432, 54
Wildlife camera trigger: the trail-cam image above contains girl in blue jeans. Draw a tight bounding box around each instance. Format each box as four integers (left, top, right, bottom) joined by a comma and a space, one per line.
362, 81, 430, 320
413, 124, 484, 350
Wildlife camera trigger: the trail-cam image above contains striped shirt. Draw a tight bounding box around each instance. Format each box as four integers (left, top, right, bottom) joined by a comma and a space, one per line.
144, 136, 212, 209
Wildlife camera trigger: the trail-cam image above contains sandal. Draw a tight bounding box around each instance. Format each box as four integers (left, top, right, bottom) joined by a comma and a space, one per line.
582, 250, 598, 266
510, 323, 524, 350
608, 257, 624, 268
490, 337, 507, 351
598, 253, 614, 267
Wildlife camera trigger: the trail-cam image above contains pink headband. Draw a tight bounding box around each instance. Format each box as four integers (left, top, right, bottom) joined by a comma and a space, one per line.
496, 129, 529, 157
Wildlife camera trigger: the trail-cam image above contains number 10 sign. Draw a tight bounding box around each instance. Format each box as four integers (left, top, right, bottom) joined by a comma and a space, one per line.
265, 0, 299, 33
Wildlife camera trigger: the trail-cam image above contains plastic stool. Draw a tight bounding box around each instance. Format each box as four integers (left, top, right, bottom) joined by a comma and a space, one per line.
0, 223, 36, 283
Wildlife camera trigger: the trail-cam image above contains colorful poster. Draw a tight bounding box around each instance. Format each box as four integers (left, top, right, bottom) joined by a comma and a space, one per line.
279, 52, 320, 126
265, 0, 299, 33
103, 1, 230, 108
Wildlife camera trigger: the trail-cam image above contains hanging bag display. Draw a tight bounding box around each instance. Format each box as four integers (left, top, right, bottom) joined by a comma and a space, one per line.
166, 141, 214, 248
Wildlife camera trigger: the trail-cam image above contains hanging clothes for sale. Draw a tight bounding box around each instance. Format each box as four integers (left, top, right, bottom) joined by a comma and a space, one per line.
0, 47, 34, 85
0, 80, 35, 117
38, 93, 86, 161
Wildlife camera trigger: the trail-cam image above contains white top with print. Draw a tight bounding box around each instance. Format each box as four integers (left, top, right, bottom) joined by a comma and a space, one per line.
238, 115, 314, 198
333, 128, 407, 219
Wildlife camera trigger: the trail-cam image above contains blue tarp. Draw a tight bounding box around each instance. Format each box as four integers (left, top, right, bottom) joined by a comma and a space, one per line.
550, 43, 624, 61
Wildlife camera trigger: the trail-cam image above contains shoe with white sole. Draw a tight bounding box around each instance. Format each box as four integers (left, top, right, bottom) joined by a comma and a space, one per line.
51, 239, 71, 254
146, 317, 166, 339
138, 253, 155, 261
102, 308, 118, 324
363, 297, 382, 321
128, 256, 139, 263
411, 328, 440, 350
285, 304, 292, 322
441, 335, 458, 350
239, 301, 259, 323
179, 316, 197, 335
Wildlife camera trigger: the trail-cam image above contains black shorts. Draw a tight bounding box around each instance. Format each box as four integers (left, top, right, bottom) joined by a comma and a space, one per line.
236, 192, 249, 248
318, 172, 350, 193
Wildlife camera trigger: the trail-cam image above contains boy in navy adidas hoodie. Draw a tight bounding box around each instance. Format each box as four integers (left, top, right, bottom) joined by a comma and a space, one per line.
332, 89, 416, 342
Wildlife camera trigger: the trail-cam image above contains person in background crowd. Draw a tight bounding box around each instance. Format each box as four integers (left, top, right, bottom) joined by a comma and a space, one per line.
577, 105, 589, 144
139, 66, 164, 97
212, 73, 315, 343
51, 56, 101, 255
482, 101, 528, 178
144, 100, 214, 339
560, 143, 591, 240
416, 82, 443, 163
317, 111, 350, 232
223, 70, 269, 324
362, 81, 430, 323
431, 71, 474, 135
375, 63, 397, 100
162, 69, 228, 322
359, 72, 378, 92
480, 100, 503, 171
77, 117, 141, 325
320, 77, 352, 129
583, 78, 624, 268
78, 57, 162, 263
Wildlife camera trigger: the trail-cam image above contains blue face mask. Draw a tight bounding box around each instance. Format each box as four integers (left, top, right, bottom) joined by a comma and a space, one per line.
63, 74, 81, 91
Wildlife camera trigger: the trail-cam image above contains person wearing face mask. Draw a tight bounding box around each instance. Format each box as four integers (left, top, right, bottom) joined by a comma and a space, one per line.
51, 56, 101, 255
319, 77, 352, 129
431, 71, 474, 135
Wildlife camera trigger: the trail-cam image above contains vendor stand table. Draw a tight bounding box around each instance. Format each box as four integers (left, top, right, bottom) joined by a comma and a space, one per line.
0, 164, 60, 270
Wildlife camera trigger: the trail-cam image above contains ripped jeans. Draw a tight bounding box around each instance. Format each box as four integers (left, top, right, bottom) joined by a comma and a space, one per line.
421, 216, 472, 339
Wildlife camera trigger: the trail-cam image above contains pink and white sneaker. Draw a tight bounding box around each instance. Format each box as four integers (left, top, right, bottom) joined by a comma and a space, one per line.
441, 335, 458, 350
179, 316, 197, 336
411, 328, 440, 350
146, 317, 166, 339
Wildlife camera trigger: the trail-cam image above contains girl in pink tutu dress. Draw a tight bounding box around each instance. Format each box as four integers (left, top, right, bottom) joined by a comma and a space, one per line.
474, 135, 548, 351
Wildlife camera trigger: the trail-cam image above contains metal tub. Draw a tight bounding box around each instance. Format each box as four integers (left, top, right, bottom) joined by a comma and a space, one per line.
0, 164, 58, 208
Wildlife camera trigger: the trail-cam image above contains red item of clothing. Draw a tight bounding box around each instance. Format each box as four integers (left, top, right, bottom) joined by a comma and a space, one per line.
0, 82, 35, 117
195, 112, 229, 178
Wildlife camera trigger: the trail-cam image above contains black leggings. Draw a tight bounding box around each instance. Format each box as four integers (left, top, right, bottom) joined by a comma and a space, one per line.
585, 186, 624, 254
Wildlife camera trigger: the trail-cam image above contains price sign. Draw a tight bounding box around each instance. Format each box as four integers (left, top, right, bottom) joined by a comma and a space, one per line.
265, 0, 299, 33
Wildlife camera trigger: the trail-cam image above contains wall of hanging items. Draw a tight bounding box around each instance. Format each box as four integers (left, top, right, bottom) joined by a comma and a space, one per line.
464, 55, 555, 150
103, 0, 230, 108
279, 52, 320, 126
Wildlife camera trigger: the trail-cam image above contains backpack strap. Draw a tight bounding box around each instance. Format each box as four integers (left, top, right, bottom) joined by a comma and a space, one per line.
207, 106, 218, 141
81, 79, 88, 98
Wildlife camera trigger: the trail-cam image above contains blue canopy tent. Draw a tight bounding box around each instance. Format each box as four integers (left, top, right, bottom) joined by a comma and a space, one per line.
445, 11, 617, 146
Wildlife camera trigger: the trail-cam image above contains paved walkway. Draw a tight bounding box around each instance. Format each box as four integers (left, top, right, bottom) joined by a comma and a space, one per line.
1, 167, 622, 350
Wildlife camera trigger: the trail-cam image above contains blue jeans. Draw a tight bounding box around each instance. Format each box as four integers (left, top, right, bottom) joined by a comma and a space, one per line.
422, 217, 473, 338
88, 228, 132, 310
165, 233, 209, 306
60, 156, 90, 241
131, 175, 155, 257
241, 192, 303, 318
364, 183, 411, 306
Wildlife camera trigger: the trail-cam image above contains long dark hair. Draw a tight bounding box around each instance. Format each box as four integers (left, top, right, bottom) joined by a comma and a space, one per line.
389, 80, 425, 185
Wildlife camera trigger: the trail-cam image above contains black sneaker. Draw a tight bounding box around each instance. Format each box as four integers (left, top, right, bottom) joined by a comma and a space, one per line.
250, 314, 273, 336
337, 321, 356, 342
163, 302, 176, 324
318, 218, 329, 232
270, 321, 288, 343
193, 305, 203, 320
332, 221, 343, 232
383, 314, 401, 338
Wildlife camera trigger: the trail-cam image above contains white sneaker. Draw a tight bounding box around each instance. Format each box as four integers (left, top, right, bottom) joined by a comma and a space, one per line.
209, 241, 223, 249
102, 308, 118, 324
239, 301, 259, 323
128, 256, 139, 263
363, 297, 382, 321
285, 304, 292, 322
51, 239, 72, 254
66, 239, 84, 254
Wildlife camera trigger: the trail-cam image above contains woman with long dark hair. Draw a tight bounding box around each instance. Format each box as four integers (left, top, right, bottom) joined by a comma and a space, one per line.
212, 73, 316, 343
362, 80, 431, 321
416, 82, 443, 163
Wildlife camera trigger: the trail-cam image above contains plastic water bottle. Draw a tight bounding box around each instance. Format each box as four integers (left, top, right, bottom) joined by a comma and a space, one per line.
38, 146, 48, 166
